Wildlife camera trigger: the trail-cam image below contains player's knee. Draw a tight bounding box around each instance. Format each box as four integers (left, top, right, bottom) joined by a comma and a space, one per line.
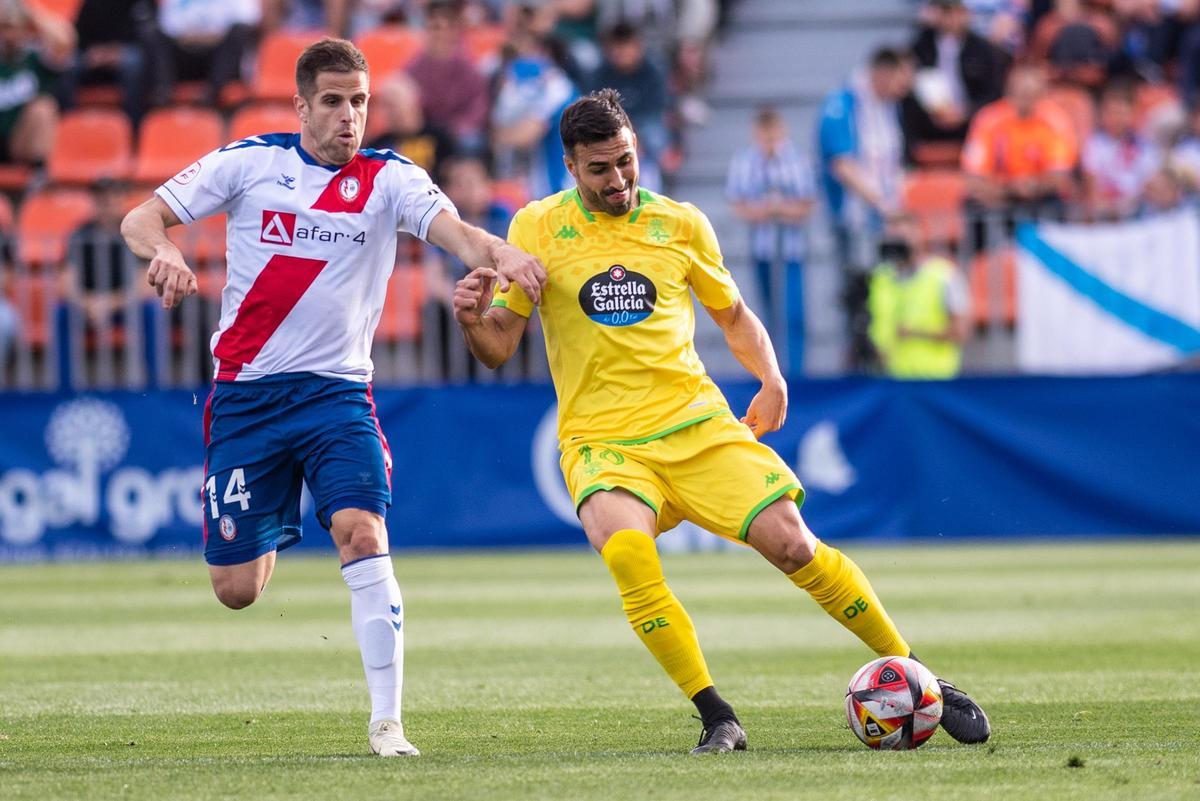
211, 578, 261, 610
778, 534, 818, 572
342, 521, 387, 562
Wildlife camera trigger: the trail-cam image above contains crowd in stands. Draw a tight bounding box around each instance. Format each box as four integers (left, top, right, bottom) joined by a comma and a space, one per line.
0, 0, 734, 387
729, 0, 1200, 378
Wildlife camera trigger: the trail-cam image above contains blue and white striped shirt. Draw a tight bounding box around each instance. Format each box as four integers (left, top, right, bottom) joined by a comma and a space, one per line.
726, 141, 814, 262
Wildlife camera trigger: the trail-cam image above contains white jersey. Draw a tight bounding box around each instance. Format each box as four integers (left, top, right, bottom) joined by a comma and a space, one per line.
155, 133, 456, 382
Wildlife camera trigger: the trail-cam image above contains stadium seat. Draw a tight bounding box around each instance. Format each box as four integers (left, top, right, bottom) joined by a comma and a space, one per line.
903, 170, 965, 245
464, 25, 506, 67
0, 164, 31, 192
969, 247, 1017, 326
3, 270, 58, 348
229, 103, 298, 142
1045, 85, 1094, 148
16, 189, 95, 266
48, 108, 133, 184
491, 179, 529, 215
910, 140, 962, 169
27, 0, 81, 19
255, 31, 321, 101
376, 264, 426, 342
356, 26, 425, 79
0, 193, 14, 233
170, 80, 249, 109
133, 106, 224, 184
168, 213, 227, 265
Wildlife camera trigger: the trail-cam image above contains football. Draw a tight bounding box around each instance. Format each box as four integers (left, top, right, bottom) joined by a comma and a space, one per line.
845, 656, 943, 750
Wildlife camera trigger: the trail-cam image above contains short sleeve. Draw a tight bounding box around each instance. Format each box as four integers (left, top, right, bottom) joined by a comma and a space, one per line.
389, 160, 458, 241
818, 91, 855, 160
943, 264, 970, 316
685, 206, 739, 310
960, 111, 995, 176
154, 144, 246, 223
490, 208, 536, 318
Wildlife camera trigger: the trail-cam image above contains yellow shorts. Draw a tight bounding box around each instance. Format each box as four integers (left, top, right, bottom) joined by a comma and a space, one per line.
560, 412, 804, 541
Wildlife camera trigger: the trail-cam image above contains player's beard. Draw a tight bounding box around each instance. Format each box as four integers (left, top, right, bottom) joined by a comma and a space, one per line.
584, 178, 638, 216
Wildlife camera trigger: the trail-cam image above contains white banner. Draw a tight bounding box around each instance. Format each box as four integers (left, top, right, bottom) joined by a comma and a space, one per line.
1016, 208, 1200, 374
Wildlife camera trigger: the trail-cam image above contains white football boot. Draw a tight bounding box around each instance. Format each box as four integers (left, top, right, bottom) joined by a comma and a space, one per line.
368, 719, 420, 756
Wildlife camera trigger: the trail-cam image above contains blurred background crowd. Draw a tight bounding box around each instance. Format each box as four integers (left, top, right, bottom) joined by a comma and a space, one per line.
0, 0, 1198, 391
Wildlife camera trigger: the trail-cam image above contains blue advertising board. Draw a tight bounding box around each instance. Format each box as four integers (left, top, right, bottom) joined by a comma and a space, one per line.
0, 375, 1196, 561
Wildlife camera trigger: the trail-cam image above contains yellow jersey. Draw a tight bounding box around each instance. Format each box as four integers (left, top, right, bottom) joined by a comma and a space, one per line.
493, 187, 740, 447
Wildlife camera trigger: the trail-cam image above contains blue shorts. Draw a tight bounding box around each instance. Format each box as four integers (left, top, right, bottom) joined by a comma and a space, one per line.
201, 373, 392, 566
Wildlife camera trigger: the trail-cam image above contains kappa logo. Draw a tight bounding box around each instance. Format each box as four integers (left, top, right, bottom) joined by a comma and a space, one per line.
260, 210, 297, 246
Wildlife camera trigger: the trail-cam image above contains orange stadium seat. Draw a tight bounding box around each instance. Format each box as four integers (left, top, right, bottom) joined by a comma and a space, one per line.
464, 25, 506, 66
169, 213, 227, 265
0, 193, 14, 233
903, 170, 965, 244
0, 164, 31, 192
4, 271, 58, 347
27, 0, 81, 20
356, 26, 425, 78
16, 189, 95, 266
1046, 85, 1094, 148
229, 103, 299, 141
133, 106, 224, 184
48, 108, 133, 184
376, 264, 425, 342
970, 247, 1017, 326
255, 31, 321, 101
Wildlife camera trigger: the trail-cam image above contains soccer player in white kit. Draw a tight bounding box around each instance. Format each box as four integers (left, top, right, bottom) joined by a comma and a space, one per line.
120, 38, 546, 757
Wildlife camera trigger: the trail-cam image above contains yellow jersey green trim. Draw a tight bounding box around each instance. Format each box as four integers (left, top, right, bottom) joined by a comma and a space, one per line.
628, 188, 657, 224
603, 409, 726, 446
738, 484, 804, 541
568, 188, 596, 222
576, 483, 660, 516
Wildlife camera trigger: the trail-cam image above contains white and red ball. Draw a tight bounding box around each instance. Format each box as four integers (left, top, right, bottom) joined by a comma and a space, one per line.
845, 656, 943, 750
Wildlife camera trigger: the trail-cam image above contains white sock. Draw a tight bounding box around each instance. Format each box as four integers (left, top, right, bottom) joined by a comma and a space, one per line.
341, 554, 404, 726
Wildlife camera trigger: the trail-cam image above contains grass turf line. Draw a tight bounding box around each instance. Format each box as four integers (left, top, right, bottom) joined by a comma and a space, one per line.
0, 541, 1197, 800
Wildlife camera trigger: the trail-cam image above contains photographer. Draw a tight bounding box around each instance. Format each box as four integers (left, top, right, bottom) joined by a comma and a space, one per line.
867, 215, 970, 379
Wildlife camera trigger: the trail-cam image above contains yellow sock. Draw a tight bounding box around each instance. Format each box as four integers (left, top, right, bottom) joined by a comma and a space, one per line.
600, 529, 713, 699
788, 542, 910, 657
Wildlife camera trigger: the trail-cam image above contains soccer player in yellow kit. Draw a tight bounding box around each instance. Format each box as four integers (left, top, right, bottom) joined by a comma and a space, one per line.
454, 90, 990, 753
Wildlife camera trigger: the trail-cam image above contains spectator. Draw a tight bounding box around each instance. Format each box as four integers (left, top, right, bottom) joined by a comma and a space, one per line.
1140, 164, 1186, 212
1083, 80, 1160, 219
867, 215, 970, 379
368, 72, 456, 182
962, 62, 1077, 227
1169, 99, 1200, 191
491, 15, 577, 199
1028, 0, 1118, 88
904, 0, 1007, 162
61, 179, 158, 388
407, 0, 490, 154
587, 22, 670, 189
593, 0, 675, 68
726, 105, 814, 377
151, 0, 257, 107
818, 46, 914, 271
59, 0, 156, 124
0, 0, 74, 167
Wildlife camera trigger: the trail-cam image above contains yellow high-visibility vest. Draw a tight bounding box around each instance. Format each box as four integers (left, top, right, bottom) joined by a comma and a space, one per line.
868, 258, 962, 379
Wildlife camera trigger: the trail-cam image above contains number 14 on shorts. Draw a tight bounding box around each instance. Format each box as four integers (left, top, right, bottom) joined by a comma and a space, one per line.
206, 468, 252, 518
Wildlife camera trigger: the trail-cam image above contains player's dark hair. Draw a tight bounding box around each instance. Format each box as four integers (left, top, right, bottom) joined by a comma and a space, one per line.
755, 105, 782, 128
869, 46, 910, 70
560, 89, 634, 155
296, 38, 369, 99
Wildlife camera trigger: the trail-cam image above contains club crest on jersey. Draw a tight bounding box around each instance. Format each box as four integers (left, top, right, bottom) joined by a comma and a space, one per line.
338, 176, 360, 202
579, 264, 657, 327
260, 210, 297, 246
173, 161, 201, 185
218, 514, 237, 541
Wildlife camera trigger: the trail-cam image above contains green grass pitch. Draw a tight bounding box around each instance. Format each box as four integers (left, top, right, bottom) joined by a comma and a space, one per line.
1, 541, 1197, 800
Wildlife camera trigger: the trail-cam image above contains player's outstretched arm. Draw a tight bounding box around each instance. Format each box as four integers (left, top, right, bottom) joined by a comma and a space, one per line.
121, 197, 197, 310
427, 211, 547, 304
453, 268, 528, 369
706, 297, 788, 439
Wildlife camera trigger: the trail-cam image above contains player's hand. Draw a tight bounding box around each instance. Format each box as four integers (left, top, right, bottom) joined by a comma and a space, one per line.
146, 243, 197, 309
741, 378, 787, 439
452, 267, 497, 328
491, 242, 547, 305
